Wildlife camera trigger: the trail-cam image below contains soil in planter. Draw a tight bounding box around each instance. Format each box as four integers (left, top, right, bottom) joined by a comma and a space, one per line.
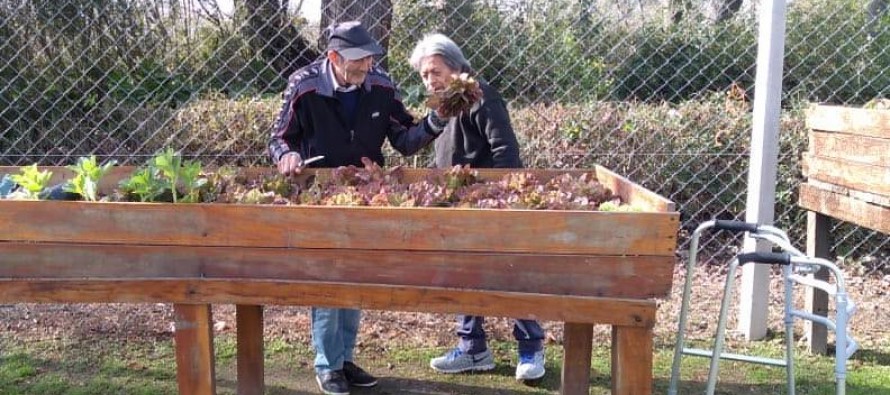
175, 158, 621, 210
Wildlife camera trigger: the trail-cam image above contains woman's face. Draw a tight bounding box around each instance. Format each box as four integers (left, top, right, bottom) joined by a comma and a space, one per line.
419, 55, 457, 93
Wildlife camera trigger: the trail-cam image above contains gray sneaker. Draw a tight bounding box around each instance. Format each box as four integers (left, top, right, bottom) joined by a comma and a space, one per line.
430, 348, 496, 373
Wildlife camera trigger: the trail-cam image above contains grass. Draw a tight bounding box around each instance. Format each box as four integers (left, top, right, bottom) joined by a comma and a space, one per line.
1, 334, 888, 394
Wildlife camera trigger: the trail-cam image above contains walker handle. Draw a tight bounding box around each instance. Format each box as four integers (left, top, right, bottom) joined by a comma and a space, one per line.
737, 252, 792, 266
714, 220, 759, 233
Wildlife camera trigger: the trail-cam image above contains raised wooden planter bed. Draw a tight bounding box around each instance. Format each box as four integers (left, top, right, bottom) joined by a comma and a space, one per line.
0, 166, 678, 395
799, 104, 890, 353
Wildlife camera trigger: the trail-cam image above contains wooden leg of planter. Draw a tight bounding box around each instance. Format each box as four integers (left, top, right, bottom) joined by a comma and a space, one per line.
561, 322, 593, 395
237, 304, 264, 395
805, 211, 831, 355
611, 324, 653, 395
173, 303, 216, 395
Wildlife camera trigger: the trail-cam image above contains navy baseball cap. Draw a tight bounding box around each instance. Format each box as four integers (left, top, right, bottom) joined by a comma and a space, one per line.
326, 21, 384, 60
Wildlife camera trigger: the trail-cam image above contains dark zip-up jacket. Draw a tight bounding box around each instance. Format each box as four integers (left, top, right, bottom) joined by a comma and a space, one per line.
269, 59, 442, 167
433, 81, 522, 169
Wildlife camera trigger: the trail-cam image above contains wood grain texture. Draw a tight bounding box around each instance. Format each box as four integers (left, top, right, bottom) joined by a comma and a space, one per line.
594, 166, 676, 212
799, 183, 890, 234
611, 325, 653, 395
806, 179, 890, 207
805, 212, 831, 355
808, 131, 890, 167
802, 154, 890, 197
173, 304, 216, 395
561, 323, 594, 395
0, 279, 657, 326
0, 201, 678, 255
0, 243, 673, 299
806, 104, 890, 138
236, 305, 264, 395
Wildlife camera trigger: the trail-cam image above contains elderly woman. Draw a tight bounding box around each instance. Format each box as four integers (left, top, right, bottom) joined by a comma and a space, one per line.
410, 33, 523, 169
409, 33, 546, 381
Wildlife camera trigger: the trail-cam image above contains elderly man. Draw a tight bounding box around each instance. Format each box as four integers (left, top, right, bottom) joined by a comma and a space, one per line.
409, 33, 546, 381
269, 21, 447, 395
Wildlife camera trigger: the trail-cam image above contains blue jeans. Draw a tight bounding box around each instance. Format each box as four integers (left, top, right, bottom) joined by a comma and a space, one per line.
311, 307, 361, 374
456, 315, 545, 355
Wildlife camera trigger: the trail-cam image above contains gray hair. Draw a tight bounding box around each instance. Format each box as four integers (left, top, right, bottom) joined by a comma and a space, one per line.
409, 33, 472, 73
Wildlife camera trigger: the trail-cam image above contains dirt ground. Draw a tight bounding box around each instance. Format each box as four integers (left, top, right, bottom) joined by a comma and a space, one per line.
3, 263, 887, 357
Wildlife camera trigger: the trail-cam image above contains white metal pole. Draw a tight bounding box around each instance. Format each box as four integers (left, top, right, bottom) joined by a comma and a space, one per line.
738, 0, 787, 341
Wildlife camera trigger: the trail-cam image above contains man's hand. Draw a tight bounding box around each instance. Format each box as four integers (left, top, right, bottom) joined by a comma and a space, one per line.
277, 152, 303, 175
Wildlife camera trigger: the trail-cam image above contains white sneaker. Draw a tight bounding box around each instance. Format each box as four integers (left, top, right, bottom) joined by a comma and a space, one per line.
515, 350, 545, 380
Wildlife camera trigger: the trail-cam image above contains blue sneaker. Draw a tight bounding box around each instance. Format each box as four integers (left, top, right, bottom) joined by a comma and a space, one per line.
515, 350, 545, 380
430, 348, 496, 373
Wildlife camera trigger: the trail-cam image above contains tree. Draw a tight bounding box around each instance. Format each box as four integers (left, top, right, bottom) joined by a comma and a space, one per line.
240, 0, 317, 79
705, 0, 743, 23
666, 0, 691, 24
867, 0, 888, 39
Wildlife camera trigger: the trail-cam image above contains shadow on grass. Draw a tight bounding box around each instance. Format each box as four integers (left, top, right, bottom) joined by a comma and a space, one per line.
367, 376, 557, 395
846, 347, 890, 366
215, 375, 884, 395
217, 376, 558, 395
655, 377, 886, 395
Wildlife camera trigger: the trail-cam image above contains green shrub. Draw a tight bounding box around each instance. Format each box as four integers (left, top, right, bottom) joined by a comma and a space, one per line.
603, 0, 890, 104
147, 93, 279, 165
783, 0, 890, 103
605, 19, 757, 102
389, 0, 611, 105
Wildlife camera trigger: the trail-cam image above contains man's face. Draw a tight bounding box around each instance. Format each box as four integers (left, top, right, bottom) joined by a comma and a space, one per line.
419, 55, 456, 93
330, 52, 374, 86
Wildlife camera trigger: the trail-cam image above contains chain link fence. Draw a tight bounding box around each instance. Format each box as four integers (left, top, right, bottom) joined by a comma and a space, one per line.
1, 0, 888, 268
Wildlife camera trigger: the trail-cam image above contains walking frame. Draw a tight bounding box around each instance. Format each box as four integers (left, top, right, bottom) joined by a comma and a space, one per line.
668, 220, 859, 395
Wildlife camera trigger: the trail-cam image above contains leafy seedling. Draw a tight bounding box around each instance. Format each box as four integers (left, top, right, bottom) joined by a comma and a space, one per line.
65, 155, 117, 201
119, 167, 167, 202
177, 160, 206, 203
8, 164, 53, 200
152, 148, 206, 203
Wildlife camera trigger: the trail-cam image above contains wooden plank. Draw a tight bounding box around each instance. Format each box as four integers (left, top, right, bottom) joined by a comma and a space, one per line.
594, 165, 676, 212
806, 179, 890, 207
806, 104, 890, 138
611, 324, 653, 395
0, 201, 678, 256
561, 323, 593, 395
236, 305, 264, 395
802, 154, 890, 197
173, 304, 216, 395
799, 183, 890, 234
808, 131, 890, 167
0, 279, 658, 327
805, 212, 831, 355
0, 243, 674, 299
